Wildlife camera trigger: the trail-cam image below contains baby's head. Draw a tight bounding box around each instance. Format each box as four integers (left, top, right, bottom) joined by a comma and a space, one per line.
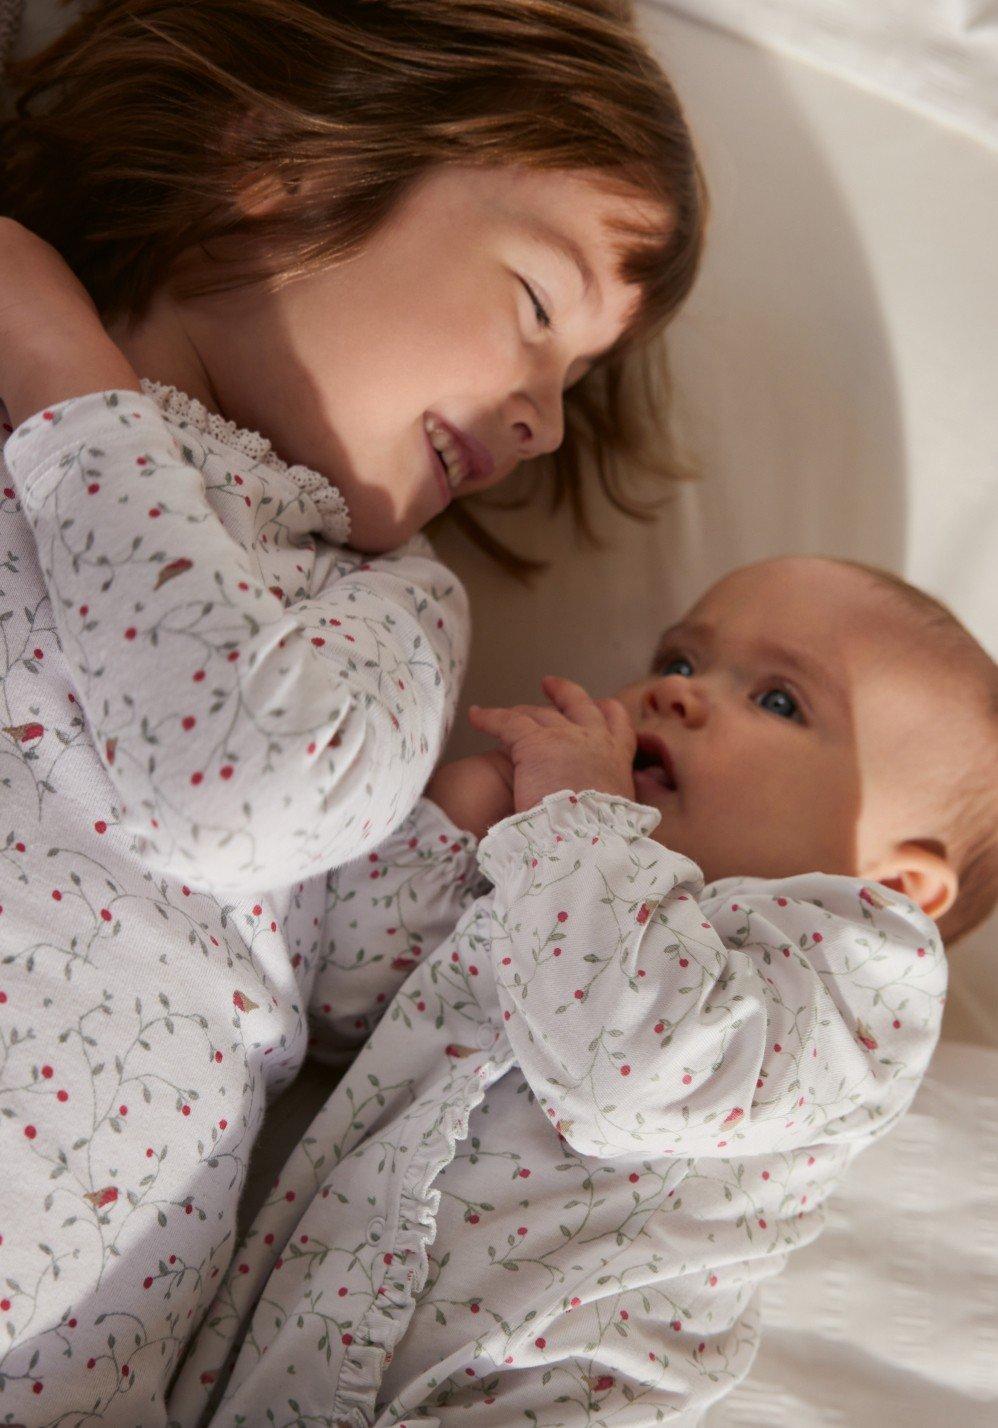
614, 557, 998, 942
2, 0, 705, 550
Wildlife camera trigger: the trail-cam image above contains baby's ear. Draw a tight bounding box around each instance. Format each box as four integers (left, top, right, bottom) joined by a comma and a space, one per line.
863, 841, 958, 921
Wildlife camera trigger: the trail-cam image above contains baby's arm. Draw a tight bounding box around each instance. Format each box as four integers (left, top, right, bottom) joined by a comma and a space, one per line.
309, 796, 486, 1063
471, 677, 946, 1160
1, 230, 470, 892
478, 789, 946, 1159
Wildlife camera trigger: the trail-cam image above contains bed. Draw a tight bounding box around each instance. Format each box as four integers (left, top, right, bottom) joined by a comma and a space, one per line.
5, 2, 998, 1422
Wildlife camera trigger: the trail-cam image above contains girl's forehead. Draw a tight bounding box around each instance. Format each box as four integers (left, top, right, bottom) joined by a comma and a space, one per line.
419, 165, 667, 268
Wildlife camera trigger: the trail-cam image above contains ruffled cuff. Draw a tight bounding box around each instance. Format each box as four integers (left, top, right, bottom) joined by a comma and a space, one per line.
411, 792, 479, 851
5, 390, 175, 506
477, 787, 662, 883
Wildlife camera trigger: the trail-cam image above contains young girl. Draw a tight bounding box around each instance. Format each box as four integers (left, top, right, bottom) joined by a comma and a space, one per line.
0, 1, 704, 1422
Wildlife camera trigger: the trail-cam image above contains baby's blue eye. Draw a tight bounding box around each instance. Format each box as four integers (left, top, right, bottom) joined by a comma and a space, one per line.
757, 688, 799, 720
662, 656, 693, 677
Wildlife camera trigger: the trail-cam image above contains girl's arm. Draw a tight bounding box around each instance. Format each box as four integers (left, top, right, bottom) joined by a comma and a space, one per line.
1, 223, 470, 892
309, 796, 486, 1064
4, 389, 469, 893
0, 218, 141, 426
310, 752, 514, 1060
477, 789, 946, 1160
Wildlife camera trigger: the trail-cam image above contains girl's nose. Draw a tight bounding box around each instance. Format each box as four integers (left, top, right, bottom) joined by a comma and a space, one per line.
644, 675, 709, 728
507, 386, 565, 460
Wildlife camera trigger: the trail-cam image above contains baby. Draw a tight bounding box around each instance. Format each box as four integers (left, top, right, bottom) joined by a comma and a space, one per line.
174, 556, 997, 1425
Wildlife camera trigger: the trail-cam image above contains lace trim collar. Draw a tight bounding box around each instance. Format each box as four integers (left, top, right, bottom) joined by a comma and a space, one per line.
140, 379, 351, 545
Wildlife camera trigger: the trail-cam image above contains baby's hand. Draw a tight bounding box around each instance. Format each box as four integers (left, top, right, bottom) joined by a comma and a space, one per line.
469, 675, 636, 814
424, 748, 515, 840
0, 218, 139, 428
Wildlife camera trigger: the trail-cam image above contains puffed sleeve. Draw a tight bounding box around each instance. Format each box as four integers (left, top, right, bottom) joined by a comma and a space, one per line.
310, 797, 486, 1063
5, 391, 469, 893
477, 789, 946, 1159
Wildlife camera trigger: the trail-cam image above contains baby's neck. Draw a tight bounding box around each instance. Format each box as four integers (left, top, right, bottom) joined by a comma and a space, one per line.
108, 296, 221, 415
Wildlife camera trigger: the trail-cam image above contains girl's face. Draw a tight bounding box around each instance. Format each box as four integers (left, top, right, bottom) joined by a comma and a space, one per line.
170, 167, 663, 550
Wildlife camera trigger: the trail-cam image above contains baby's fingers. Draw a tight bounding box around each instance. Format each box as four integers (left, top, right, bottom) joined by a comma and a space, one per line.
467, 704, 542, 747
540, 674, 604, 728
596, 697, 637, 752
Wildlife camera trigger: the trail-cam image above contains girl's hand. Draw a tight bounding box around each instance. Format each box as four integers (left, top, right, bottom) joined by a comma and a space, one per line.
468, 675, 637, 814
424, 748, 515, 840
0, 218, 139, 429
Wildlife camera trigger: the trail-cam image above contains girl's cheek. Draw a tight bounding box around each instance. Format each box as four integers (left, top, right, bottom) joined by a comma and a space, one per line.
460, 332, 520, 403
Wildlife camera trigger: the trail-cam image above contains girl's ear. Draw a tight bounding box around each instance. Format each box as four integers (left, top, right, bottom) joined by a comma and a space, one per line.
863, 841, 958, 921
222, 108, 301, 216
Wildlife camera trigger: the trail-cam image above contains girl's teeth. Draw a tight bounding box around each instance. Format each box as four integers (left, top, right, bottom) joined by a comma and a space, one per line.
425, 417, 470, 490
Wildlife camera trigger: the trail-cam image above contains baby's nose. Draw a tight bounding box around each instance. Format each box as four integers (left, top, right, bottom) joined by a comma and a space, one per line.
646, 676, 708, 727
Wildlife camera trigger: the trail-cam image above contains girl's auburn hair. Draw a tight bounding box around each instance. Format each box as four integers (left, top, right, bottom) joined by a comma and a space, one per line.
1, 0, 707, 573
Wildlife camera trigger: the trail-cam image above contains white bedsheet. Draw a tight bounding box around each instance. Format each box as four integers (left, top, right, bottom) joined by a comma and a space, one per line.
708, 1039, 998, 1424
656, 0, 998, 149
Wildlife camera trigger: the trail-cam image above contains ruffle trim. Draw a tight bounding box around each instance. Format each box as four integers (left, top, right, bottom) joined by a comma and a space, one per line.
477, 788, 664, 883
140, 379, 352, 546
332, 1047, 510, 1422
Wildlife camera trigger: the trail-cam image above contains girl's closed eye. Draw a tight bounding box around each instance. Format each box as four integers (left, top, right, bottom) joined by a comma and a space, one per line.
518, 277, 554, 331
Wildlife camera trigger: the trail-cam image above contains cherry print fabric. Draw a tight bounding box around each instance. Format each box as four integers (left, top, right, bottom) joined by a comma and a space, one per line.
4, 388, 468, 892
0, 387, 469, 1424
175, 790, 944, 1426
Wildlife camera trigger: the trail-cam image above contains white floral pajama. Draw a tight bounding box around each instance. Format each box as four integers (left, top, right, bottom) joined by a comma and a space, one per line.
0, 385, 468, 1424
171, 790, 945, 1427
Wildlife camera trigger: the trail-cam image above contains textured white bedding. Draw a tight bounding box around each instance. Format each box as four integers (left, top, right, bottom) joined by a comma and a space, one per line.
656, 0, 998, 149
708, 1040, 998, 1425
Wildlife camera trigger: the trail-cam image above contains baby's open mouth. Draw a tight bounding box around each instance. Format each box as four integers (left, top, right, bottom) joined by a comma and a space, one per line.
633, 733, 677, 791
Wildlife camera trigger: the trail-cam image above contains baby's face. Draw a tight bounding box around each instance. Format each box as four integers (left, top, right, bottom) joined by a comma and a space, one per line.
613, 558, 937, 885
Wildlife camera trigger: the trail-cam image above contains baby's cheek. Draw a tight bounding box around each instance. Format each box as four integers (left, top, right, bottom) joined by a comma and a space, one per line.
803, 753, 864, 872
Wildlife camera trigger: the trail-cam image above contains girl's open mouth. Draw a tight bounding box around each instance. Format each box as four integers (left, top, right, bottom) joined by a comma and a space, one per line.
424, 412, 493, 494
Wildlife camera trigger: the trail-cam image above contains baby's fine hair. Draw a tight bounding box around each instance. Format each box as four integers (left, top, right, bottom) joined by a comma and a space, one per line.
0, 0, 707, 570
842, 560, 998, 945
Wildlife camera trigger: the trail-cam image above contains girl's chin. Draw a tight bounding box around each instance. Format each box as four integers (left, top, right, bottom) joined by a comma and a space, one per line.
340, 491, 432, 552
